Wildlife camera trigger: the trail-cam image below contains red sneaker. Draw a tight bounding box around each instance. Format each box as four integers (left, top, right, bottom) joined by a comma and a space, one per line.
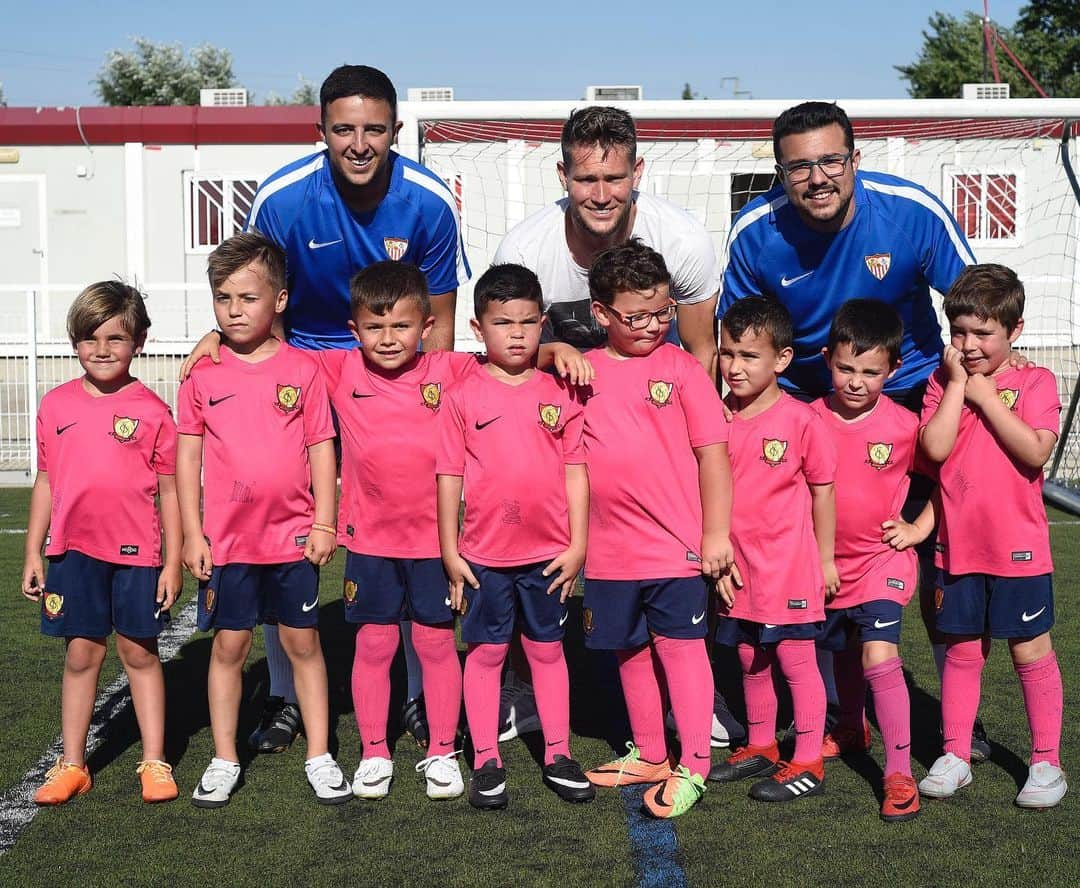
822, 720, 872, 760
881, 772, 920, 822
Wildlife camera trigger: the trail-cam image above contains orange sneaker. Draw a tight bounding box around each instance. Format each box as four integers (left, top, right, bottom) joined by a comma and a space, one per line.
880, 772, 920, 822
137, 760, 179, 803
822, 720, 872, 760
34, 759, 92, 806
586, 742, 672, 787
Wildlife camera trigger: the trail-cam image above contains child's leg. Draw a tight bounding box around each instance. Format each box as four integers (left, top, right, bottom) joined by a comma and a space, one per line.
832, 642, 866, 732
464, 642, 509, 768
863, 641, 910, 777
775, 638, 826, 764
349, 623, 400, 760
615, 643, 668, 763
115, 634, 166, 762
208, 628, 253, 762
1010, 633, 1062, 767
520, 636, 570, 764
60, 637, 108, 765
738, 641, 777, 748
651, 635, 713, 778
410, 622, 462, 756
277, 624, 332, 758
941, 634, 990, 761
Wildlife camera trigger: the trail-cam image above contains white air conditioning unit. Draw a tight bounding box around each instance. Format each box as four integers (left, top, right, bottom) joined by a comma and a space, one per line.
961, 82, 1011, 100
407, 87, 454, 103
200, 88, 249, 107
585, 85, 643, 102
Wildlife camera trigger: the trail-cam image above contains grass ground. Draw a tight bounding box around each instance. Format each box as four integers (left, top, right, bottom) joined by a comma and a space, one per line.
0, 485, 1076, 887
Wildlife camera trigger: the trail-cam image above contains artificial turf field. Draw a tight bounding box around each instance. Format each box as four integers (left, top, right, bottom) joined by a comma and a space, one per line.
0, 485, 1076, 888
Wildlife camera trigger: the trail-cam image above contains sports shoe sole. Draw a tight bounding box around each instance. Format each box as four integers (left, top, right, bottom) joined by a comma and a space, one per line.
543, 775, 596, 804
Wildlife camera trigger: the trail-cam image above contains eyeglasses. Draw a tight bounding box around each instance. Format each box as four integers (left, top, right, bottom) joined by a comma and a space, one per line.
601, 302, 677, 330
776, 152, 852, 184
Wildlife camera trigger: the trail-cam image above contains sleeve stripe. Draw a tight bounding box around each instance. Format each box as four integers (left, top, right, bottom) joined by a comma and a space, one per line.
246, 154, 325, 232
862, 179, 977, 266
724, 193, 788, 258
401, 165, 469, 288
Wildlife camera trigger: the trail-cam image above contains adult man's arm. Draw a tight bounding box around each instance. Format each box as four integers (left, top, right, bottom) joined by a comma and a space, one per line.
677, 296, 719, 381
426, 291, 457, 352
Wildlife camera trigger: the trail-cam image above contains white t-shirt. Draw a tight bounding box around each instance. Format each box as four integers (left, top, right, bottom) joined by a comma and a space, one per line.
493, 191, 720, 348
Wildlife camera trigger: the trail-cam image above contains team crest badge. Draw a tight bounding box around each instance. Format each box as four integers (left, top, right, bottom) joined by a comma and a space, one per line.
867, 442, 894, 469
43, 592, 64, 619
384, 237, 409, 261
204, 587, 216, 612
934, 586, 944, 613
111, 416, 139, 443
343, 579, 357, 604
276, 384, 301, 412
761, 438, 788, 466
538, 403, 562, 431
420, 383, 442, 411
865, 253, 891, 281
458, 595, 469, 617
647, 380, 673, 408
998, 388, 1020, 410
582, 607, 594, 634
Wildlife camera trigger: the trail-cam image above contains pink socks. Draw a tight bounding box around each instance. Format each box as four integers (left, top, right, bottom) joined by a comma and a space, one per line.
738, 642, 778, 749
1016, 651, 1063, 767
864, 657, 911, 777
942, 637, 990, 761
352, 624, 400, 760
776, 639, 826, 763
520, 637, 571, 765
615, 644, 668, 764
410, 622, 462, 756
464, 642, 509, 768
652, 636, 713, 777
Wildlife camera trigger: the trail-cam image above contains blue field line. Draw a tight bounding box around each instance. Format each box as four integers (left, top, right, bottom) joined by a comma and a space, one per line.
619, 784, 689, 888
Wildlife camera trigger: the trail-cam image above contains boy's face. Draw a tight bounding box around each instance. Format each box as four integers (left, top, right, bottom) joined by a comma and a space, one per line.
824, 342, 897, 414
591, 284, 674, 358
349, 299, 433, 371
74, 315, 143, 388
213, 261, 287, 351
718, 324, 793, 399
470, 298, 544, 372
949, 312, 1023, 376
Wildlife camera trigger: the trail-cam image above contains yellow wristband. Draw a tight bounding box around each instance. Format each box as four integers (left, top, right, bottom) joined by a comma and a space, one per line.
310, 523, 336, 535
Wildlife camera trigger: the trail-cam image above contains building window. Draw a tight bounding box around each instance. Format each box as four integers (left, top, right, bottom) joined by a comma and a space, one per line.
950, 172, 1018, 242
730, 172, 777, 224
185, 174, 259, 253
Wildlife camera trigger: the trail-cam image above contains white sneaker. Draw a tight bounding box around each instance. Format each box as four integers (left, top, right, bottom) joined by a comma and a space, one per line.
191, 758, 241, 808
352, 757, 394, 799
1015, 761, 1068, 809
415, 751, 465, 800
919, 753, 973, 799
304, 754, 352, 805
498, 683, 541, 742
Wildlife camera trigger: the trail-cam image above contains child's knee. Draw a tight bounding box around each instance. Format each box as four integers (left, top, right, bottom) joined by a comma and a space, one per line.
280, 626, 323, 662
65, 638, 107, 673
1009, 632, 1052, 665
115, 634, 160, 671
861, 640, 898, 669
212, 629, 252, 665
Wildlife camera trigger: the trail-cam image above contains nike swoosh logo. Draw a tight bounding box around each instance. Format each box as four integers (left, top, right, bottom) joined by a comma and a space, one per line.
363, 776, 391, 787
308, 238, 343, 250
763, 624, 777, 629
559, 612, 568, 626
352, 390, 375, 399
547, 775, 591, 789
475, 417, 501, 430
873, 619, 900, 629
780, 271, 813, 287
892, 795, 916, 810
691, 612, 705, 625
56, 422, 77, 435
1021, 607, 1046, 622
153, 608, 162, 619
208, 394, 236, 407
444, 596, 452, 606
478, 782, 506, 796
301, 598, 319, 612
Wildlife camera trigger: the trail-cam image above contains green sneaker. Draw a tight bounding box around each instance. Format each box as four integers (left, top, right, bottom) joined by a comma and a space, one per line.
642, 765, 706, 817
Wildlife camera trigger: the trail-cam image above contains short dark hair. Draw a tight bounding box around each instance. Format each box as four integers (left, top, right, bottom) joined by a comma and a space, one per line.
207, 232, 287, 295
350, 261, 430, 317
67, 280, 151, 343
320, 65, 397, 121
772, 101, 855, 162
827, 299, 903, 366
588, 238, 670, 306
473, 263, 544, 318
721, 296, 794, 352
943, 263, 1025, 333
561, 106, 637, 169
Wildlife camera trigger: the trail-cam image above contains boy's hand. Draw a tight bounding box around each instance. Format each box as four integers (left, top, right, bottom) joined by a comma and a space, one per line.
716, 561, 742, 608
21, 555, 44, 601
182, 538, 213, 582
543, 546, 585, 602
963, 372, 998, 410
551, 344, 595, 387
822, 560, 840, 602
157, 564, 183, 612
700, 532, 734, 580
178, 331, 222, 380
942, 345, 967, 385
880, 518, 930, 551
444, 554, 479, 612
304, 528, 337, 566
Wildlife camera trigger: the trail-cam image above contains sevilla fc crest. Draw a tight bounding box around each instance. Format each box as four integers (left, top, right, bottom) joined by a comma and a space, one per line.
384, 237, 409, 261
865, 253, 891, 281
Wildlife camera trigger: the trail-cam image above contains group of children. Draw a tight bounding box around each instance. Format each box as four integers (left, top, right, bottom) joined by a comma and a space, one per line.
22, 233, 1066, 821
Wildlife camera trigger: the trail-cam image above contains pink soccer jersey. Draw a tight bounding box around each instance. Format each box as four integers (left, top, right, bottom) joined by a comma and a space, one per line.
177, 344, 334, 565
721, 393, 836, 625
921, 365, 1059, 577
582, 345, 729, 581
37, 378, 176, 566
810, 396, 918, 607
319, 347, 478, 558
436, 367, 584, 567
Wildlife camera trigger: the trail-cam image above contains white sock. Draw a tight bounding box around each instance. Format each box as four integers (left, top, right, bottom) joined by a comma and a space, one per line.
932, 643, 947, 683
263, 624, 297, 704
400, 620, 424, 702
816, 648, 839, 707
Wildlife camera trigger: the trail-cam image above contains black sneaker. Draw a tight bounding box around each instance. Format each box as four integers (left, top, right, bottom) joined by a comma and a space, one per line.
713, 690, 747, 748
708, 743, 779, 783
970, 717, 991, 764
401, 695, 430, 750
468, 759, 508, 810
542, 756, 595, 803
250, 699, 302, 754
749, 760, 824, 803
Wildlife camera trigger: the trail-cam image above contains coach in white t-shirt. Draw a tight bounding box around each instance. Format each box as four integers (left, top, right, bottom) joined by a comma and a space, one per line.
494, 106, 721, 379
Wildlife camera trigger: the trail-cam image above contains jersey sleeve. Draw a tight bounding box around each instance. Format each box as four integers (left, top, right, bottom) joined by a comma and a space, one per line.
435, 388, 467, 476
35, 403, 49, 472
420, 199, 469, 295
492, 230, 526, 266
153, 408, 178, 476
912, 188, 975, 293
669, 223, 720, 306
315, 349, 349, 395
561, 398, 586, 465
301, 364, 335, 447
802, 412, 837, 485
919, 368, 946, 429
680, 356, 728, 448
1020, 367, 1062, 436
176, 375, 205, 436
717, 223, 763, 317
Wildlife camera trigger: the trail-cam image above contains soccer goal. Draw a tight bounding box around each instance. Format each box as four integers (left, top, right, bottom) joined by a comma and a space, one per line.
403, 97, 1080, 513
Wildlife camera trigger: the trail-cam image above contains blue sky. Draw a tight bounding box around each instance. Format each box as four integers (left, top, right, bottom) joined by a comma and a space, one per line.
1, 1, 1028, 106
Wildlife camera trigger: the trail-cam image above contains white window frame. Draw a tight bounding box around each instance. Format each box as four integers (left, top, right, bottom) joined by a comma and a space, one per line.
183, 172, 261, 255
944, 168, 1024, 249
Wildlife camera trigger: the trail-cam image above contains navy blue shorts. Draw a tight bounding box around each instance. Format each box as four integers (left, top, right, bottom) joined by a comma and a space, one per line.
198, 561, 320, 631
582, 576, 709, 651
817, 600, 904, 650
459, 561, 566, 645
41, 551, 166, 639
714, 617, 820, 648
343, 552, 452, 626
934, 570, 1054, 639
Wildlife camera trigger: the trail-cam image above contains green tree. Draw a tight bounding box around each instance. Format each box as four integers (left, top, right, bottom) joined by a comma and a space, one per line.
95, 38, 237, 106
1013, 0, 1080, 96
265, 76, 318, 106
